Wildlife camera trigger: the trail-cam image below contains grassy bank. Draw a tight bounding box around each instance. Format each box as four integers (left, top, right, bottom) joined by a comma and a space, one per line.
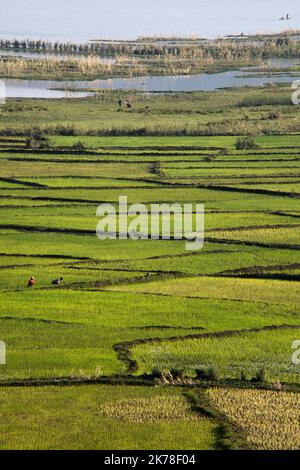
0, 85, 299, 136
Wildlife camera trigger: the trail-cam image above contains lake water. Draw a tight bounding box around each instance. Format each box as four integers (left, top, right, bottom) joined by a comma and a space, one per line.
2, 0, 300, 42
2, 1, 299, 98
3, 58, 300, 99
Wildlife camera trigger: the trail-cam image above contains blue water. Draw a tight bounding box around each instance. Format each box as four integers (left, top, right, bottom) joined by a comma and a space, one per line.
1, 0, 300, 42
3, 59, 300, 98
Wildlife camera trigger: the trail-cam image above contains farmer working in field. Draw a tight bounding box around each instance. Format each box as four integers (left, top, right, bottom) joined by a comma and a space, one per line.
27, 276, 35, 288
52, 277, 64, 286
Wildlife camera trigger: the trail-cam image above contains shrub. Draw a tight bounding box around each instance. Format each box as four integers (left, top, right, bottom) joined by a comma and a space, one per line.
54, 124, 77, 136
72, 141, 86, 150
207, 367, 219, 382
151, 368, 163, 379
240, 371, 247, 381
261, 110, 282, 120
195, 368, 207, 380
256, 368, 267, 383
195, 367, 219, 381
170, 368, 187, 380
235, 136, 260, 150
25, 128, 50, 149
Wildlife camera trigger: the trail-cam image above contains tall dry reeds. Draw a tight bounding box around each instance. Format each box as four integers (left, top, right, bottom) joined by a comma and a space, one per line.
1, 36, 300, 59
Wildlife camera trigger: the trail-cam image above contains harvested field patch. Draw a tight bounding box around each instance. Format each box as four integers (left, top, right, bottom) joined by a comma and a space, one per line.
207, 388, 300, 450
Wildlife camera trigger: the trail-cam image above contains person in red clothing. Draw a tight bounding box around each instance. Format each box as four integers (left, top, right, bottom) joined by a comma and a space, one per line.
27, 276, 35, 288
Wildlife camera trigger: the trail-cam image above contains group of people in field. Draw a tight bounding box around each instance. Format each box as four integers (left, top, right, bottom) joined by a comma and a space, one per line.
27, 276, 64, 287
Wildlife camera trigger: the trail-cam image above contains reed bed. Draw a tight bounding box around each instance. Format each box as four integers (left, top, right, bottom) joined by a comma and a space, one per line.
1, 36, 300, 59
0, 55, 115, 78
0, 54, 237, 79
2, 34, 300, 80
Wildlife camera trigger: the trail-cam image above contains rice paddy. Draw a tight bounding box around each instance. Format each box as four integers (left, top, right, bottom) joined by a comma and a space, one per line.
0, 385, 217, 450
0, 82, 299, 450
207, 388, 300, 450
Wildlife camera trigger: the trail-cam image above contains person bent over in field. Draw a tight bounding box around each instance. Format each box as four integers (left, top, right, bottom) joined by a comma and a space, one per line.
52, 277, 64, 286
27, 276, 35, 288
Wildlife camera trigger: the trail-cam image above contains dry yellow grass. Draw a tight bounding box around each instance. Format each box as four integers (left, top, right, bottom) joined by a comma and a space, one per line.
99, 395, 200, 423
0, 55, 114, 76
208, 387, 300, 450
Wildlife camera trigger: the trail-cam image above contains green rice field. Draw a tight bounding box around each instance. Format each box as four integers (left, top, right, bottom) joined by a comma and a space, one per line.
0, 86, 299, 450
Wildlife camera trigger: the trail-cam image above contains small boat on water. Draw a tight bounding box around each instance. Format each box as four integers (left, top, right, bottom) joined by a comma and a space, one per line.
279, 13, 291, 20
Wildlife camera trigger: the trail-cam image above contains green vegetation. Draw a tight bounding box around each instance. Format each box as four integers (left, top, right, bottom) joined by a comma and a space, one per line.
107, 276, 300, 304
235, 136, 260, 150
0, 79, 299, 449
131, 327, 300, 382
0, 385, 217, 450
0, 84, 299, 137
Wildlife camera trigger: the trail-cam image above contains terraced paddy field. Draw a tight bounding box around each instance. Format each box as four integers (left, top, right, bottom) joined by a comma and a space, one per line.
0, 386, 217, 450
0, 96, 299, 449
